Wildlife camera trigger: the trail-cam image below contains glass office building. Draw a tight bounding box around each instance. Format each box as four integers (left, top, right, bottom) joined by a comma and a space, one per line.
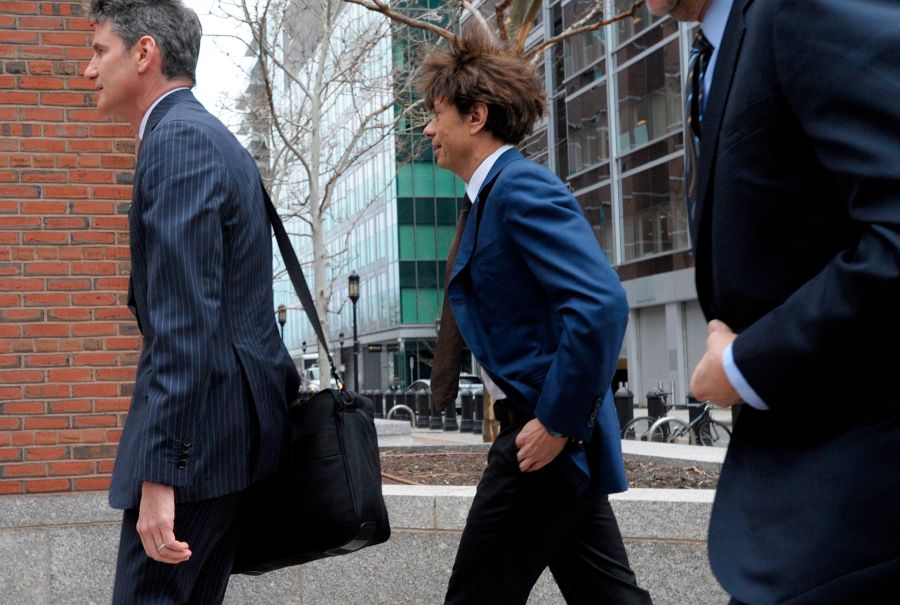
530, 0, 706, 405
272, 0, 466, 389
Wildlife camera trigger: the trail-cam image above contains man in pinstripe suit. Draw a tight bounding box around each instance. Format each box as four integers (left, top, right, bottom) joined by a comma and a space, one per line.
84, 1, 300, 601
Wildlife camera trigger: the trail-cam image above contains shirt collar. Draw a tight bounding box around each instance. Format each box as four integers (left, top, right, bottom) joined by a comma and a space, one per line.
701, 0, 733, 49
139, 87, 189, 140
466, 144, 514, 202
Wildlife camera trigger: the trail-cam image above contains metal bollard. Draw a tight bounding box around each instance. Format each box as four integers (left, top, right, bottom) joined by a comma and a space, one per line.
372, 390, 384, 419
459, 389, 475, 432
473, 391, 484, 435
428, 389, 443, 430
397, 391, 418, 425
381, 387, 391, 413
415, 390, 430, 428
613, 382, 634, 429
443, 394, 459, 431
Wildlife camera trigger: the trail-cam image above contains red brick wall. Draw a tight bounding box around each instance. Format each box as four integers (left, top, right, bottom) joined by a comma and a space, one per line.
0, 2, 138, 495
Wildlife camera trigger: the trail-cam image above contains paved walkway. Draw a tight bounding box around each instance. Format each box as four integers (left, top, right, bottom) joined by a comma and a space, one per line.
377, 420, 488, 448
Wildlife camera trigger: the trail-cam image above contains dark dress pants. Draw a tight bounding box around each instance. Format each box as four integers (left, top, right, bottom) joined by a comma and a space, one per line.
444, 412, 652, 605
112, 490, 244, 605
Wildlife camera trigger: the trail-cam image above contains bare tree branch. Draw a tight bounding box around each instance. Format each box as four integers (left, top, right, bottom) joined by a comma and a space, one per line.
459, 0, 493, 39
343, 0, 457, 45
525, 0, 645, 62
512, 0, 544, 55
495, 0, 512, 42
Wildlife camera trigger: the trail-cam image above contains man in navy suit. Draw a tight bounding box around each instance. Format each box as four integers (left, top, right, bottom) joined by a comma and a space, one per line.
647, 0, 900, 603
84, 1, 299, 601
421, 32, 652, 605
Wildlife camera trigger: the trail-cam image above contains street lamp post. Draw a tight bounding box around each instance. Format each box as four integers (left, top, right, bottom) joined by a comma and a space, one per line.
277, 304, 287, 341
348, 272, 360, 392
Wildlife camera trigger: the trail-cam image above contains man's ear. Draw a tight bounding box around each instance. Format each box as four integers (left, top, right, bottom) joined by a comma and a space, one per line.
134, 35, 159, 75
468, 102, 488, 135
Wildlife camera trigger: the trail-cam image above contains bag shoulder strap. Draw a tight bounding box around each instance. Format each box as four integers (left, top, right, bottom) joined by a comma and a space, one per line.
260, 181, 344, 390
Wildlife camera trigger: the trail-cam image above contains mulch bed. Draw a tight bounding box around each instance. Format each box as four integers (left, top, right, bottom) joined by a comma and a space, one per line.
380, 450, 719, 489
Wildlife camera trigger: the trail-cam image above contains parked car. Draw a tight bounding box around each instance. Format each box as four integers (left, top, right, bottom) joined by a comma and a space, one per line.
305, 365, 337, 392
407, 373, 484, 412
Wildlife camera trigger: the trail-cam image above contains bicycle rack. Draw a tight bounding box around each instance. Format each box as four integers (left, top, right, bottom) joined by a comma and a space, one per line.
386, 404, 415, 426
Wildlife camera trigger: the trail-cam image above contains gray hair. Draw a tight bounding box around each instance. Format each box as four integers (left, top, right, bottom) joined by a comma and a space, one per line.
88, 0, 202, 84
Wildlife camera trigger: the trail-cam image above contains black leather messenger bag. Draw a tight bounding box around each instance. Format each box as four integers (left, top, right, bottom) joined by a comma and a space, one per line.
231, 185, 390, 575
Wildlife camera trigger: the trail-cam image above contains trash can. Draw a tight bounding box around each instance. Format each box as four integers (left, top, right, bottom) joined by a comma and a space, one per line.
647, 387, 668, 420
613, 383, 634, 429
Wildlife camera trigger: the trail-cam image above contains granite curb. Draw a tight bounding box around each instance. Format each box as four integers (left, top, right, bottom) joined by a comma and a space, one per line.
0, 466, 725, 604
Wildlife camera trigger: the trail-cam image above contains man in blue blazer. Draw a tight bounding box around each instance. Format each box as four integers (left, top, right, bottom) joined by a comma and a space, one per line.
648, 0, 900, 603
421, 32, 651, 605
85, 1, 299, 601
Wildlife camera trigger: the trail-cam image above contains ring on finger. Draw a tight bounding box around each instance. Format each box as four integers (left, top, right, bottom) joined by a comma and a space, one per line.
156, 542, 166, 551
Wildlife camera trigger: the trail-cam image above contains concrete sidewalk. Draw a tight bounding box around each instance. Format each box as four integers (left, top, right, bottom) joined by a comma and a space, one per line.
376, 419, 488, 448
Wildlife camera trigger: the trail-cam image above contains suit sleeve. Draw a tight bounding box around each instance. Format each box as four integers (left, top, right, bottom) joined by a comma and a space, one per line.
493, 166, 629, 441
138, 120, 228, 486
732, 0, 900, 410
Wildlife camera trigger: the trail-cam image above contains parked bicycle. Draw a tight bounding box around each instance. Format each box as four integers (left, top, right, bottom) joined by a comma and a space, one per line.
622, 400, 731, 447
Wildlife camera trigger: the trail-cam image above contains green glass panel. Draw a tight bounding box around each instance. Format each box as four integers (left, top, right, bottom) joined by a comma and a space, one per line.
434, 167, 463, 196
399, 260, 417, 288
397, 164, 415, 197
415, 198, 436, 223
417, 288, 440, 323
436, 225, 456, 258
401, 288, 418, 323
414, 226, 437, 260
396, 162, 465, 198
417, 261, 439, 287
399, 225, 416, 259
397, 197, 414, 224
436, 198, 458, 224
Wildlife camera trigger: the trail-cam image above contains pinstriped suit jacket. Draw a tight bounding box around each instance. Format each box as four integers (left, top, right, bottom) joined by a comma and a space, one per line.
109, 89, 300, 510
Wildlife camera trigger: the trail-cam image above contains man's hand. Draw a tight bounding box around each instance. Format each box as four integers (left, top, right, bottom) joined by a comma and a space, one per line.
515, 418, 567, 472
690, 319, 742, 407
136, 481, 191, 564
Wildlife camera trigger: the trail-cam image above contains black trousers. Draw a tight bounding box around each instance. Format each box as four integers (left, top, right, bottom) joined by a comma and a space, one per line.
445, 411, 653, 605
112, 490, 244, 605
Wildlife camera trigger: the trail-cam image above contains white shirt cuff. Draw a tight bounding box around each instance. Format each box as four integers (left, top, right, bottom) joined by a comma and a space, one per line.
723, 342, 769, 410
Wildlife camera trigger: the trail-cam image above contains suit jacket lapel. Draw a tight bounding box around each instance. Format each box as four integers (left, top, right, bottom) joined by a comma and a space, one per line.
144, 88, 195, 137
693, 0, 750, 240
449, 148, 522, 283
130, 89, 195, 335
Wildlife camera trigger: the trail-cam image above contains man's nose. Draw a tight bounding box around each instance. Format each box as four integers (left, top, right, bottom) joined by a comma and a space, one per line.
424, 120, 435, 136
83, 59, 97, 79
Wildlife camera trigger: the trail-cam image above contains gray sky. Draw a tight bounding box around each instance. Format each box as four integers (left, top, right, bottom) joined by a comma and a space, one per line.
184, 0, 250, 130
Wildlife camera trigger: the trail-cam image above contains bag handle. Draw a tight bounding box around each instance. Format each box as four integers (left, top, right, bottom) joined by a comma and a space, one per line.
260, 182, 345, 391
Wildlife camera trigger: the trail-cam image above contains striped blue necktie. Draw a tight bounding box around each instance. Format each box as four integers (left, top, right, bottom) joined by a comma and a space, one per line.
685, 29, 714, 212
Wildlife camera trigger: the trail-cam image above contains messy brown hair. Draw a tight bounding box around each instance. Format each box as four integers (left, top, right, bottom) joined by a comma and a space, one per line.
419, 28, 546, 146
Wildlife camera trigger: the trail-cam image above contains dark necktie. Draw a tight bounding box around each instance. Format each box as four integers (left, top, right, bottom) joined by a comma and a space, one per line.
685, 29, 714, 211
431, 194, 472, 411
